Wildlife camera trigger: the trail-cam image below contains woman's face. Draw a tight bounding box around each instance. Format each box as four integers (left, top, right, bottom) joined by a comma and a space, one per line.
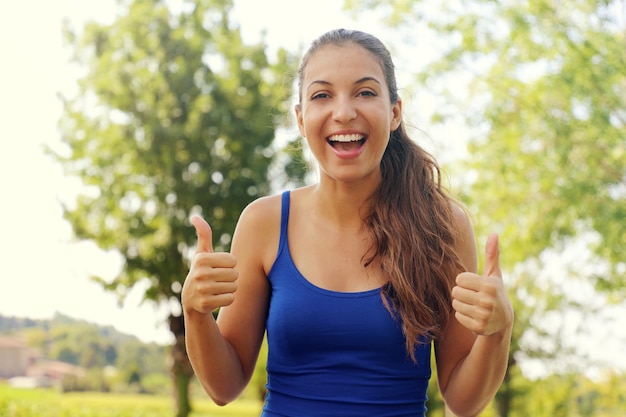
296, 43, 402, 186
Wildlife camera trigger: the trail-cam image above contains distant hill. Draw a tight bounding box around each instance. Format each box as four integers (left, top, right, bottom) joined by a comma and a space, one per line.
0, 312, 168, 375
1, 312, 128, 341
0, 312, 149, 346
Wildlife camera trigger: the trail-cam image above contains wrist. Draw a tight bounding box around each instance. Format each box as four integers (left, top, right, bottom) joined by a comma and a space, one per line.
183, 306, 216, 323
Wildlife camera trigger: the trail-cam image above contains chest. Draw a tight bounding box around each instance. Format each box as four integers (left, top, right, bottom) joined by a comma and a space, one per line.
288, 225, 384, 293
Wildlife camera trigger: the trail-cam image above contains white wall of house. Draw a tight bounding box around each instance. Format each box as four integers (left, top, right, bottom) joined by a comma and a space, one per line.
0, 337, 29, 378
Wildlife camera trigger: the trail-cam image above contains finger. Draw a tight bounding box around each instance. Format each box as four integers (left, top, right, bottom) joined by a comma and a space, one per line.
191, 215, 213, 253
198, 280, 238, 295
451, 284, 480, 304
194, 252, 237, 270
454, 311, 481, 334
484, 232, 501, 279
455, 272, 484, 292
195, 293, 236, 313
211, 293, 236, 308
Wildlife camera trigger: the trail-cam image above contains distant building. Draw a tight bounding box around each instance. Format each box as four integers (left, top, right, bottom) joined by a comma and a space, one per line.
0, 336, 29, 378
31, 360, 85, 382
0, 335, 84, 388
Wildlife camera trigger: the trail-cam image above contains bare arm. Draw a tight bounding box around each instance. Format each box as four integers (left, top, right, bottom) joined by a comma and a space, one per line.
182, 197, 277, 405
436, 208, 514, 416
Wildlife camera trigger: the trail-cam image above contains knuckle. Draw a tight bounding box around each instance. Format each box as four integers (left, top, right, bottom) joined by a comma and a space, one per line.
480, 300, 496, 313
224, 293, 236, 305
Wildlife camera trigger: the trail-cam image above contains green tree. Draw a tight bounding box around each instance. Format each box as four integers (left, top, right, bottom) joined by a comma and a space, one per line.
54, 0, 299, 415
346, 0, 625, 289
345, 0, 625, 416
115, 339, 168, 382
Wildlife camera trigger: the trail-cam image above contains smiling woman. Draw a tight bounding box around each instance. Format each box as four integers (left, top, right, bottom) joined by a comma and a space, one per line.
182, 28, 513, 417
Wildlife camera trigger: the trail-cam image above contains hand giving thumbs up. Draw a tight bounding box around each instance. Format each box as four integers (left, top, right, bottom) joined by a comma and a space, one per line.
451, 233, 513, 336
181, 215, 238, 315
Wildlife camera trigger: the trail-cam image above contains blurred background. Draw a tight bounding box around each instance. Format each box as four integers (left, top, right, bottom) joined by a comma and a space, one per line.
0, 0, 624, 416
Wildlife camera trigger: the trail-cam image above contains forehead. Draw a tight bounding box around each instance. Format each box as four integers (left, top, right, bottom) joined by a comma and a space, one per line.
302, 43, 386, 83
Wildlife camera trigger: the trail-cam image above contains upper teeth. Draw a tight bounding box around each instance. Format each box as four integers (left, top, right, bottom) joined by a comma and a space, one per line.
329, 134, 362, 142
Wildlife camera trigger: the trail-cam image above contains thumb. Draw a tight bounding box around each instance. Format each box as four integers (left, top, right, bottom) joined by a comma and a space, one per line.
191, 215, 213, 253
484, 232, 501, 278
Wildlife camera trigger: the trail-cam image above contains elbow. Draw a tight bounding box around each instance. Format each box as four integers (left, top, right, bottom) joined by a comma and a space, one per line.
207, 389, 241, 407
201, 383, 240, 407
208, 392, 237, 407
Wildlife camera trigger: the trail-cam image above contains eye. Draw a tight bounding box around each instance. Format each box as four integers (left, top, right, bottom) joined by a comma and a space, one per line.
311, 92, 330, 100
358, 89, 377, 97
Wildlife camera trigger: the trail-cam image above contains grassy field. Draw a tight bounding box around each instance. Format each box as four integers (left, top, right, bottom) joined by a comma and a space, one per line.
0, 385, 262, 417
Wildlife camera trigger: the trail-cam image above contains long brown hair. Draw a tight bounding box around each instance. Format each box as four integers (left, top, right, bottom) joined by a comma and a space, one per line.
298, 29, 465, 360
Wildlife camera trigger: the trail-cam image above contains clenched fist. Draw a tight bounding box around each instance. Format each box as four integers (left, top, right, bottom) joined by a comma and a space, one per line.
451, 233, 513, 336
182, 215, 238, 315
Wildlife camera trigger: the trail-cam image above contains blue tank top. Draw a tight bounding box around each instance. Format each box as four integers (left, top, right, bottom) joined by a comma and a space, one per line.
261, 191, 431, 417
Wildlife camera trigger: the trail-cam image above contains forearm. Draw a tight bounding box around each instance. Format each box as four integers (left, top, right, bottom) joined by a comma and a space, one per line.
443, 327, 512, 417
184, 310, 249, 405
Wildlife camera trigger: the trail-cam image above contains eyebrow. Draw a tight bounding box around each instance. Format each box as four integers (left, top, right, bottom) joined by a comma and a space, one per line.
306, 76, 382, 90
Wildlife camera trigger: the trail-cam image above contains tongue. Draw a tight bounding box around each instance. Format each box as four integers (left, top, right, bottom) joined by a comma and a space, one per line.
333, 141, 361, 151
331, 140, 363, 158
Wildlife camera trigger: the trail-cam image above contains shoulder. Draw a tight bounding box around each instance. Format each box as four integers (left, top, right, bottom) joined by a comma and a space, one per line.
234, 192, 284, 246
239, 186, 313, 224
239, 192, 283, 225
232, 192, 285, 274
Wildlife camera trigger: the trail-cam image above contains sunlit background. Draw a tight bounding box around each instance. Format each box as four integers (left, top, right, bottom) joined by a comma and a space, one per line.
1, 0, 625, 387
0, 0, 388, 346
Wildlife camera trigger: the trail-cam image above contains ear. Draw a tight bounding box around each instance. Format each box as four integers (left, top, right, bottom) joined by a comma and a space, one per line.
390, 98, 402, 131
295, 104, 305, 138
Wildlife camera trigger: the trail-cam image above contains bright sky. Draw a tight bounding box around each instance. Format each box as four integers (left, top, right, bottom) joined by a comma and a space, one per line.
0, 0, 623, 377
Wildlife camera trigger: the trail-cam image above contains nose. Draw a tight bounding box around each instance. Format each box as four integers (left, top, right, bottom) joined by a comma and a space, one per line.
332, 96, 357, 124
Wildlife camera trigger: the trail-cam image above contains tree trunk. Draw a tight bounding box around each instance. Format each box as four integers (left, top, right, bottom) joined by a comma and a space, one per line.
169, 314, 195, 417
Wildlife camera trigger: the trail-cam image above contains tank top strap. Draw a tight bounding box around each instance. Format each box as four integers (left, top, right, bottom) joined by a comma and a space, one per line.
278, 190, 291, 251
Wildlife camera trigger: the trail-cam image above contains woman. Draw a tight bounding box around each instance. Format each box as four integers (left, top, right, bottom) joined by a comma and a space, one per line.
182, 28, 513, 417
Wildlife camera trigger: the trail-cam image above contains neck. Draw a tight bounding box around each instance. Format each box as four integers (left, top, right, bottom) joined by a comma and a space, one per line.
310, 179, 378, 229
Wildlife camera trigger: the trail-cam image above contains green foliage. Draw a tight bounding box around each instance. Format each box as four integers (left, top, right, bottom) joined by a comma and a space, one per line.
54, 0, 304, 410
505, 372, 626, 417
141, 373, 171, 396
54, 0, 299, 309
54, 1, 301, 413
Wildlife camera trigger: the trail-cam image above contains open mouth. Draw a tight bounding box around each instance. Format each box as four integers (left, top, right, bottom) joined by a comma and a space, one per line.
327, 134, 366, 151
